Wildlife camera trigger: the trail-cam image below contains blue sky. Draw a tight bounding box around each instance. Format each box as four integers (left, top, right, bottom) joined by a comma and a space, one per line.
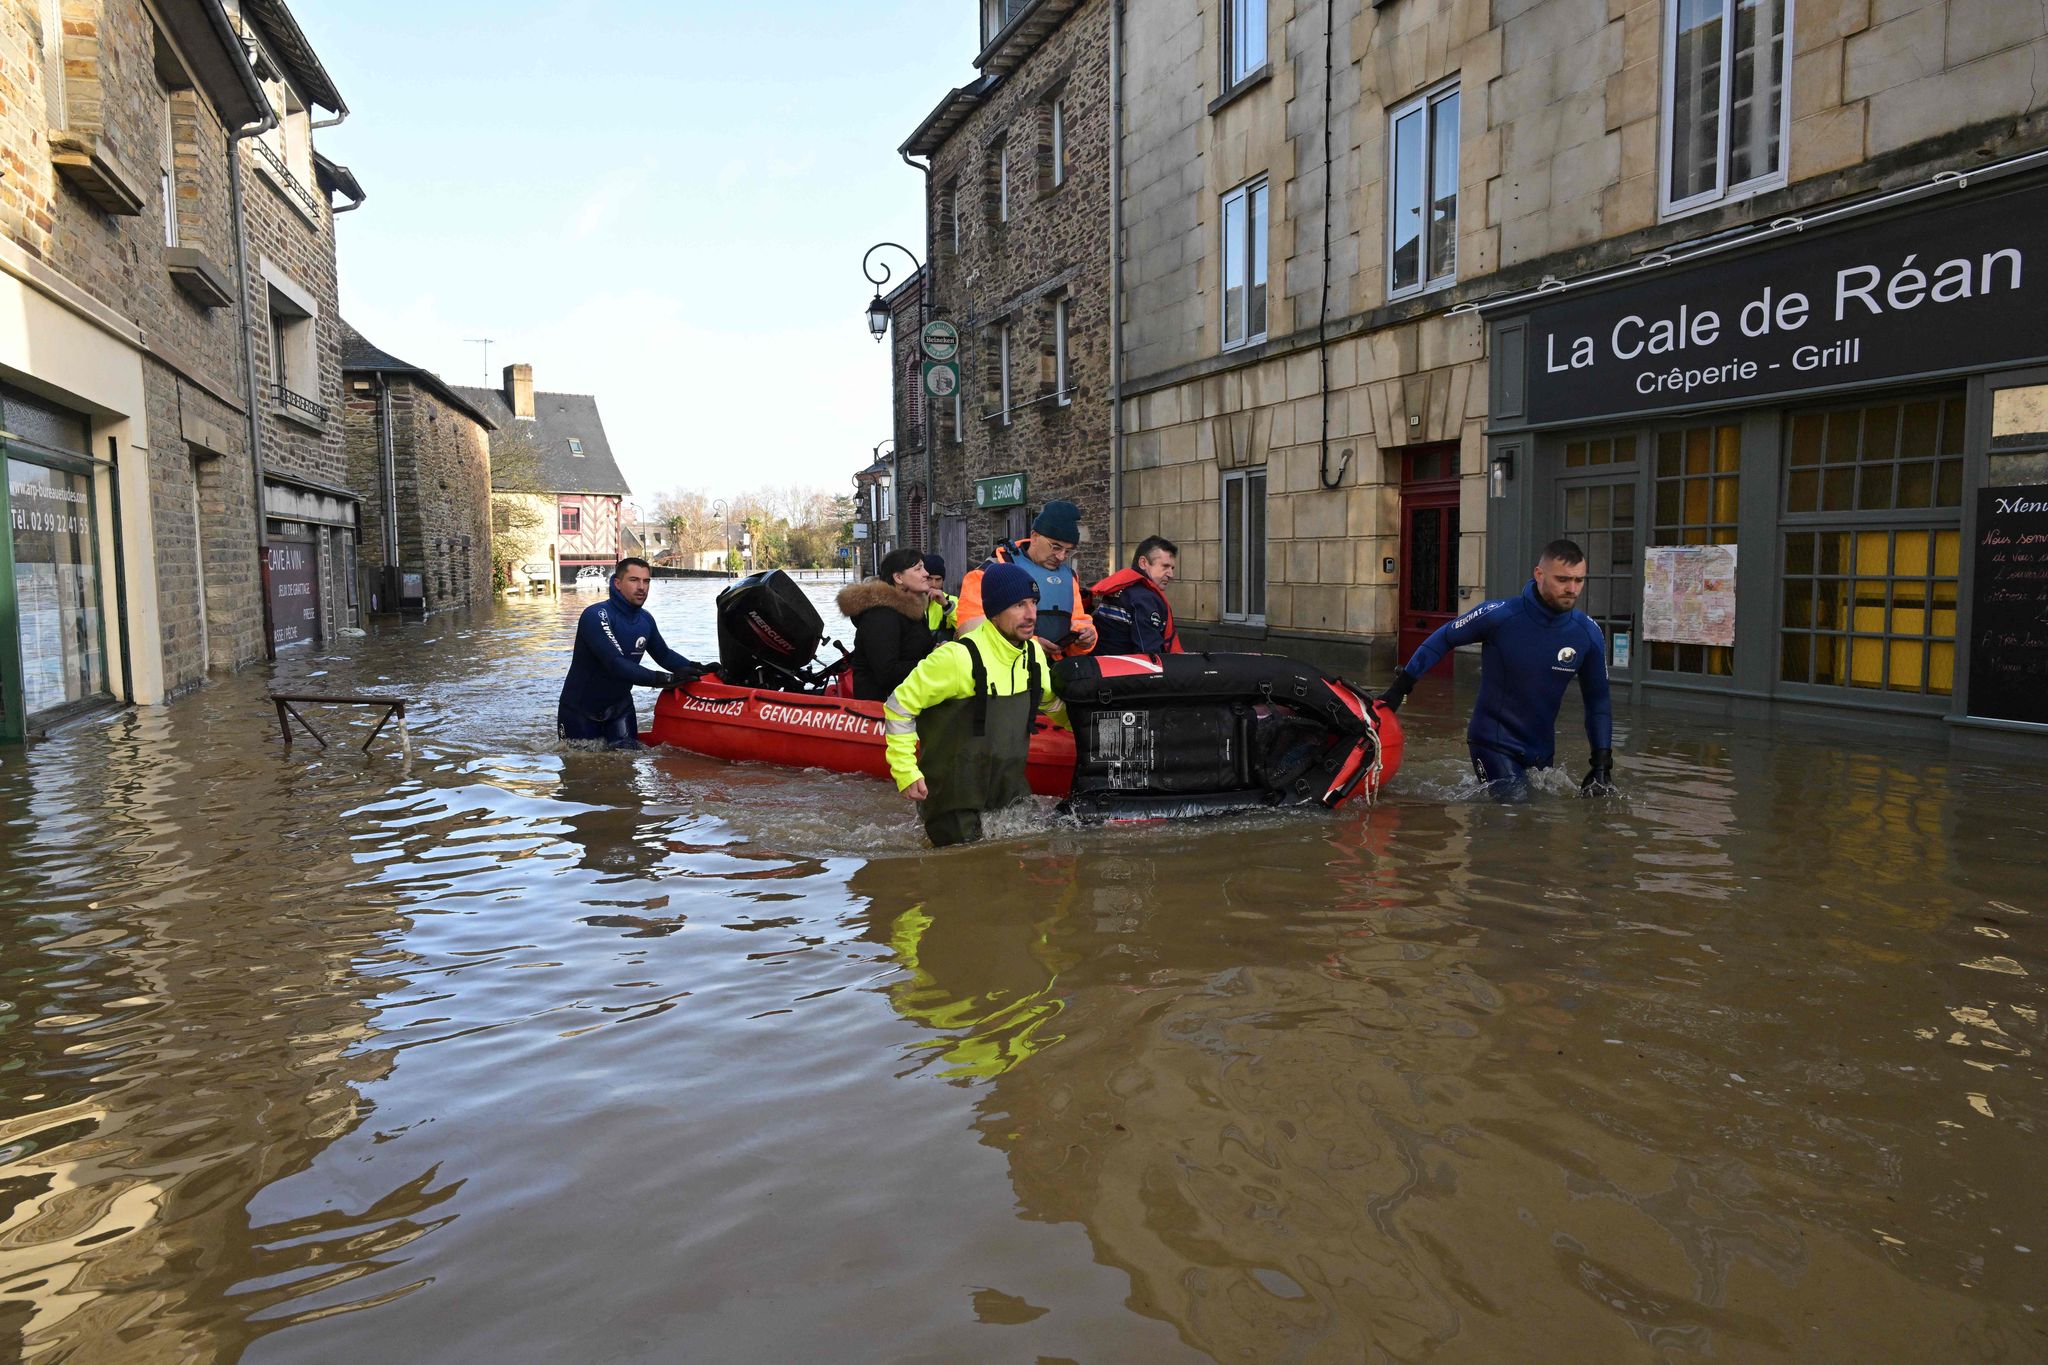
316, 1, 979, 503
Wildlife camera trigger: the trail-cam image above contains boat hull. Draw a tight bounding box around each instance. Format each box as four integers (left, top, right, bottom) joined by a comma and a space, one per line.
647, 681, 1077, 797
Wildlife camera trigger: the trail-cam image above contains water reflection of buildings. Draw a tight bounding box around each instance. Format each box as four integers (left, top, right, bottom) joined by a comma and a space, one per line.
848, 803, 2029, 1360
0, 708, 403, 1359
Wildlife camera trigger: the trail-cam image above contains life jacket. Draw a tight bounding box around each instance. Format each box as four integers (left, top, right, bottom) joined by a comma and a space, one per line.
986, 540, 1077, 643
1087, 568, 1182, 654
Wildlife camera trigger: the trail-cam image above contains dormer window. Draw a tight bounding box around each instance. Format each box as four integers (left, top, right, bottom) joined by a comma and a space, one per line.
981, 0, 1028, 47
567, 438, 584, 457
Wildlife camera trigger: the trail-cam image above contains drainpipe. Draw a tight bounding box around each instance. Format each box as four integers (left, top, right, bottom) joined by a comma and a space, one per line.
229, 107, 279, 658
377, 373, 399, 566
900, 149, 934, 553
1109, 0, 1126, 559
105, 435, 132, 705
1316, 0, 1349, 490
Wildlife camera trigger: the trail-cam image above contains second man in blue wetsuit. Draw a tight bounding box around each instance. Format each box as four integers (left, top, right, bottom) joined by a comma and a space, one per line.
1378, 539, 1616, 801
557, 558, 710, 749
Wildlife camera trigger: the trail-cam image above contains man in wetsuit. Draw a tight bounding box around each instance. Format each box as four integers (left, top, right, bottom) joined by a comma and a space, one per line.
885, 563, 1069, 847
557, 557, 709, 749
1089, 535, 1182, 655
1378, 539, 1616, 802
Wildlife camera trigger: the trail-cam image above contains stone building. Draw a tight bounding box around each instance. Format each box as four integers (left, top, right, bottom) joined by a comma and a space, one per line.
898, 0, 1114, 586
230, 0, 363, 653
339, 322, 497, 616
0, 0, 341, 741
459, 365, 632, 588
872, 266, 921, 570
1111, 0, 2048, 740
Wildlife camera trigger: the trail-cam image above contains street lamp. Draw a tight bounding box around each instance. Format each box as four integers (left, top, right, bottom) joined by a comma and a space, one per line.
711, 497, 732, 578
860, 240, 930, 552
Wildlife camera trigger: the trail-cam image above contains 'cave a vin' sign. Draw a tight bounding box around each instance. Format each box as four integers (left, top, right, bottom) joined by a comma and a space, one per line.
1968, 488, 2048, 726
1511, 178, 2048, 425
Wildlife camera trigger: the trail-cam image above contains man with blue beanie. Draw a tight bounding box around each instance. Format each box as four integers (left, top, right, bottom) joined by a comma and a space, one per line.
884, 561, 1069, 846
1379, 539, 1616, 802
557, 558, 709, 749
956, 499, 1096, 658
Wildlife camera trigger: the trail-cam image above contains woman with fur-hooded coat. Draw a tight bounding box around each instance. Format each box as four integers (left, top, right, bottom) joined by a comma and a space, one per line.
838, 548, 942, 701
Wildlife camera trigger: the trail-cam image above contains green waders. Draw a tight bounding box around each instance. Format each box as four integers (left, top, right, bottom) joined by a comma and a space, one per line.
916, 639, 1043, 848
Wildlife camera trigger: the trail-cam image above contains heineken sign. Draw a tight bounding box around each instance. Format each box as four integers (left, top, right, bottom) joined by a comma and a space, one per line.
974, 473, 1025, 509
1501, 177, 2048, 425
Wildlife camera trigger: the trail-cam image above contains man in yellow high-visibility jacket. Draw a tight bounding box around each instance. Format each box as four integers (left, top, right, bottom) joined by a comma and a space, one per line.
884, 563, 1067, 847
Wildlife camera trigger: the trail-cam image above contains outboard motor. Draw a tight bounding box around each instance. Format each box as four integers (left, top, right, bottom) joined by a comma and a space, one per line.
714, 570, 846, 692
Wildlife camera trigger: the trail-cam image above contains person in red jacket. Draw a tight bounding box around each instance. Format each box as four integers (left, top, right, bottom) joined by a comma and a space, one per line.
1089, 536, 1182, 655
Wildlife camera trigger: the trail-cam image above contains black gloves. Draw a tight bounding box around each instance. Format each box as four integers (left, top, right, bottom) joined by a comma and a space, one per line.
1581, 748, 1616, 796
1377, 670, 1416, 713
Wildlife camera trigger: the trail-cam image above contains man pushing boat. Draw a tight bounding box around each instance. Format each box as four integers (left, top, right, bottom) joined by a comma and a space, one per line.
558, 557, 711, 750
884, 563, 1069, 847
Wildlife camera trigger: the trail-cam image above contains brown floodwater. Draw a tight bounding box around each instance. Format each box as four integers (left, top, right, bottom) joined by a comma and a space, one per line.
0, 577, 2042, 1363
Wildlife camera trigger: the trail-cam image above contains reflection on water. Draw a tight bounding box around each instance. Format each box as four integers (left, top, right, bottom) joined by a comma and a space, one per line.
0, 579, 2042, 1361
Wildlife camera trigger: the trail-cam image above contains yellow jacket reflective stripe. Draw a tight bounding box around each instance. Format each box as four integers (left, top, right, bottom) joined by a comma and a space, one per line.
882, 620, 1066, 790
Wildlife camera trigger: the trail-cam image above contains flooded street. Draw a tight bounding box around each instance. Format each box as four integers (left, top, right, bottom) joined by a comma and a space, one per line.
0, 577, 2042, 1362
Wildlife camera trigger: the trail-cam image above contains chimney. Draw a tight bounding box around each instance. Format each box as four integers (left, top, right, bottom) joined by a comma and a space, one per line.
503, 363, 534, 420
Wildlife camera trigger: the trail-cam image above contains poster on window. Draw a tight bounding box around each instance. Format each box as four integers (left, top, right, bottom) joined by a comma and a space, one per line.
1642, 544, 1737, 647
8, 460, 103, 715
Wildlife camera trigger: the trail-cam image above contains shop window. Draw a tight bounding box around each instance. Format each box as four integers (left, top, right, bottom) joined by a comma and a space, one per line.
1663, 0, 1791, 216
1387, 81, 1460, 299
1221, 178, 1268, 350
1648, 424, 1740, 675
1556, 449, 1640, 668
1780, 529, 1959, 696
6, 456, 106, 722
1564, 435, 1627, 468
1225, 0, 1267, 88
1223, 467, 1268, 623
1784, 396, 1966, 516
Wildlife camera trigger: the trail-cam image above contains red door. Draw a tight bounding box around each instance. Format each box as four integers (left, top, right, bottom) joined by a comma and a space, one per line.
1397, 444, 1461, 672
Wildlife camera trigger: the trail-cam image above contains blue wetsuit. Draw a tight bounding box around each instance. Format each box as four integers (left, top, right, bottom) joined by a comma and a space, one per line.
557, 588, 698, 749
1399, 581, 1612, 799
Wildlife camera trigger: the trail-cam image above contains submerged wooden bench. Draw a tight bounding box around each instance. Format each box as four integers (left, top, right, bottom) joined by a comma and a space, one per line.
270, 692, 411, 756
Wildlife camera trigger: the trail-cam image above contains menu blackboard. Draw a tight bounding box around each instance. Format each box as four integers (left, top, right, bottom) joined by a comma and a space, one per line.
1967, 488, 2048, 725
267, 536, 320, 648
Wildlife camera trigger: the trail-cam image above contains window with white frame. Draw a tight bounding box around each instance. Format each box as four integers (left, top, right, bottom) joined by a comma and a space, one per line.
160, 89, 178, 248
1387, 81, 1460, 299
1222, 467, 1267, 622
1054, 296, 1072, 405
999, 324, 1013, 425
951, 380, 964, 444
1221, 179, 1268, 350
1226, 0, 1267, 87
1050, 97, 1067, 188
1663, 0, 1791, 216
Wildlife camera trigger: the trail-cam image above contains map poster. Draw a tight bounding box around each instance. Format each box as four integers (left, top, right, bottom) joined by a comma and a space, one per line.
1642, 544, 1737, 647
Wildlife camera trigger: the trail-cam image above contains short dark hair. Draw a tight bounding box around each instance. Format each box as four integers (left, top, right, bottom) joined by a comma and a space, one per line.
1133, 535, 1178, 567
614, 556, 652, 578
878, 547, 924, 583
1539, 539, 1586, 567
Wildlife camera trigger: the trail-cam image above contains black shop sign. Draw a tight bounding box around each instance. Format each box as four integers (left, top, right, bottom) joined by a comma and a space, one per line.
1968, 488, 2048, 727
1505, 178, 2048, 426
267, 536, 319, 648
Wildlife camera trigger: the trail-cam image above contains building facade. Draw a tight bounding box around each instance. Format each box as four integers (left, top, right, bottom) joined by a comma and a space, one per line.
899, 0, 1114, 589
460, 365, 631, 588
1105, 0, 2048, 739
0, 0, 362, 741
340, 323, 496, 616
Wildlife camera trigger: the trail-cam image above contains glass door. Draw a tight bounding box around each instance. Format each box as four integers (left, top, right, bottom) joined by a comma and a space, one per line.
1553, 433, 1640, 671
4, 453, 109, 734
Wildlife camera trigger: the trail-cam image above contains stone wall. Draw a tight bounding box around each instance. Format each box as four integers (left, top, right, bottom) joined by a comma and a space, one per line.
344, 379, 496, 614
922, 0, 1114, 574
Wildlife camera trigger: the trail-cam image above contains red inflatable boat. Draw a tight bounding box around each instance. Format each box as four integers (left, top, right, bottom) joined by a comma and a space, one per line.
647, 679, 1078, 797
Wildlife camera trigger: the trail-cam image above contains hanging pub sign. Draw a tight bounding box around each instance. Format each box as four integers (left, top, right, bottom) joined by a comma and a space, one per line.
1501, 177, 2048, 426
1967, 487, 2048, 727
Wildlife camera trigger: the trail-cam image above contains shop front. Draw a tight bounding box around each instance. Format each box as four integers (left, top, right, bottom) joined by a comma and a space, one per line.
1, 387, 112, 741
1483, 169, 2048, 738
262, 476, 359, 651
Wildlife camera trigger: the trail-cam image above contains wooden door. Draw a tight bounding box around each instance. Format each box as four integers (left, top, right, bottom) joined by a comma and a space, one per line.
1397, 444, 1461, 670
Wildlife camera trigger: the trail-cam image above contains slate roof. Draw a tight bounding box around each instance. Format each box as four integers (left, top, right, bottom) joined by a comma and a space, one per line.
241, 0, 345, 113
452, 381, 633, 499
338, 322, 498, 430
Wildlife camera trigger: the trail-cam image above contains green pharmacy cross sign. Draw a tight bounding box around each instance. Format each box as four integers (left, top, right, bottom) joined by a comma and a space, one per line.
974, 473, 1025, 509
